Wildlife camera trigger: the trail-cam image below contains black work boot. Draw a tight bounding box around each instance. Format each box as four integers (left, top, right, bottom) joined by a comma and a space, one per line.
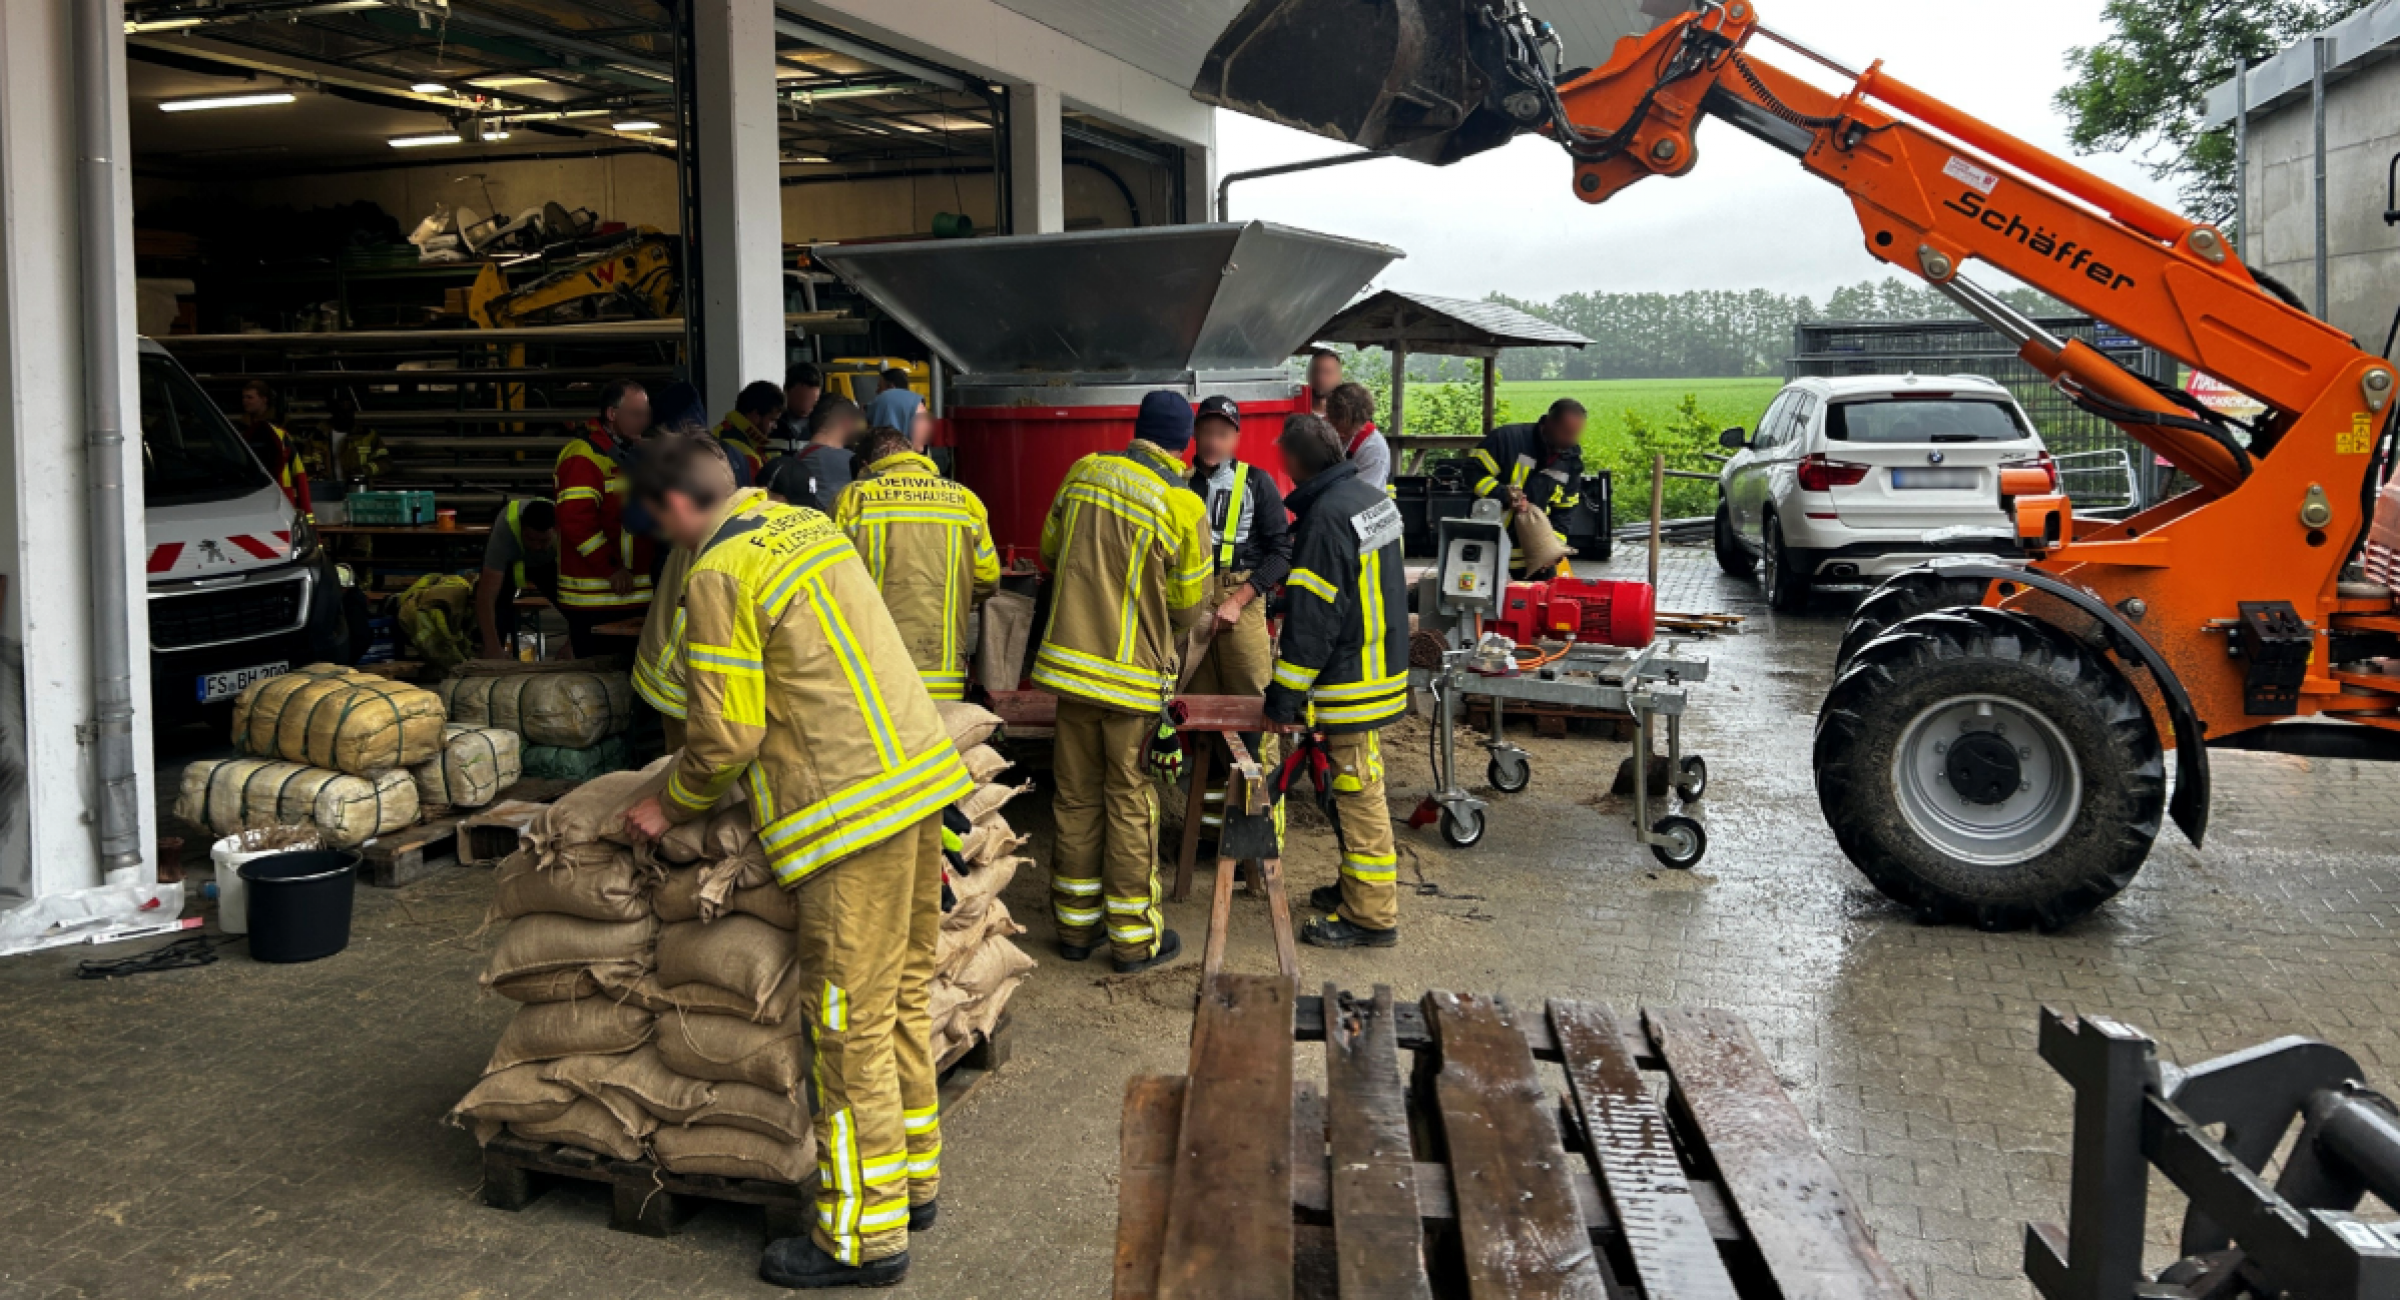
1114, 928, 1183, 975
909, 1200, 937, 1233
1308, 884, 1344, 914
1302, 914, 1397, 949
1057, 939, 1096, 962
759, 1237, 908, 1290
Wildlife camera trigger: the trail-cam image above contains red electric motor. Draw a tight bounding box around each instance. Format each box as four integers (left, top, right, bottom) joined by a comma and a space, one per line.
1490, 577, 1657, 649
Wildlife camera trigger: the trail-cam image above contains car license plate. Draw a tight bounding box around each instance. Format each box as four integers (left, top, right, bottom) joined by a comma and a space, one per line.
197, 661, 288, 704
1891, 468, 1978, 490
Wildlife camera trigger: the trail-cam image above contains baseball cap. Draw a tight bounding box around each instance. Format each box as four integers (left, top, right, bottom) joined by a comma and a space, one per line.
1196, 395, 1242, 427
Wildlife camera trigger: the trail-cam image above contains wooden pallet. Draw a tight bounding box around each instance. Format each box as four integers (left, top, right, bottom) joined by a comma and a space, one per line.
1115, 980, 1913, 1300
356, 777, 589, 887
480, 1014, 1013, 1241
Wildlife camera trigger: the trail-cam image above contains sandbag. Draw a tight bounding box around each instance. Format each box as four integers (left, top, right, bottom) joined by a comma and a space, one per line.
413, 724, 523, 811
397, 573, 476, 672
958, 781, 1029, 825
936, 700, 1003, 754
958, 822, 1027, 869
509, 1096, 649, 1162
975, 589, 1033, 695
234, 670, 445, 774
451, 1062, 576, 1127
655, 916, 795, 1019
550, 1044, 717, 1126
655, 1008, 810, 1095
651, 1123, 812, 1184
951, 930, 1037, 1000
961, 744, 1010, 784
616, 970, 802, 1025
441, 671, 634, 748
654, 859, 782, 926
489, 848, 648, 924
484, 999, 653, 1072
691, 1080, 813, 1145
520, 736, 633, 782
945, 857, 1022, 935
938, 897, 1024, 975
532, 756, 675, 851
482, 913, 658, 985
176, 758, 417, 849
487, 964, 647, 1005
1512, 505, 1571, 575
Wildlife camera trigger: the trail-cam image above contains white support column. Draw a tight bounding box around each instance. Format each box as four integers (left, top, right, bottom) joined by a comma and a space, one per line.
693, 0, 788, 407
1183, 140, 1217, 223
1008, 83, 1064, 235
0, 0, 155, 901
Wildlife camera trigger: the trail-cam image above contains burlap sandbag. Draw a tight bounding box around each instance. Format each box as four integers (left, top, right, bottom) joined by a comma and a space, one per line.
654, 858, 781, 925
964, 968, 1028, 1040
616, 969, 802, 1025
655, 916, 796, 1020
975, 590, 1034, 695
656, 1008, 810, 1096
176, 758, 417, 848
451, 1062, 576, 1127
690, 1080, 813, 1145
958, 781, 1029, 824
235, 670, 445, 774
929, 981, 973, 1038
483, 913, 658, 985
961, 744, 1010, 784
531, 756, 676, 852
945, 857, 1022, 934
651, 1123, 812, 1184
488, 964, 648, 1005
938, 898, 1024, 977
936, 700, 1003, 754
489, 848, 648, 925
951, 931, 1036, 1000
959, 823, 1027, 869
484, 999, 653, 1073
549, 1044, 717, 1126
509, 1097, 649, 1162
441, 671, 634, 749
1512, 505, 1571, 575
413, 724, 522, 811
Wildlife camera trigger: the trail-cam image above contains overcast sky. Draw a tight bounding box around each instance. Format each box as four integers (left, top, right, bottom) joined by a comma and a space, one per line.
1211, 0, 2183, 306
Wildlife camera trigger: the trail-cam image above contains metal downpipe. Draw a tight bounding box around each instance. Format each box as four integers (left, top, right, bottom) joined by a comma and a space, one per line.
74, 0, 144, 875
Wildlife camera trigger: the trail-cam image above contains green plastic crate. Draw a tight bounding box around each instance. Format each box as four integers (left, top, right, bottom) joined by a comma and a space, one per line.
345, 490, 439, 526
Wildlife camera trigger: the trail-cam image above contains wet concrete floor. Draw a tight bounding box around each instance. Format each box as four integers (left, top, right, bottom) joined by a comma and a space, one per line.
5, 546, 2398, 1299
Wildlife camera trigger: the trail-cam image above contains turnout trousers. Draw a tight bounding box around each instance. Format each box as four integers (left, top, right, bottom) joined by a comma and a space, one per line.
1326, 731, 1399, 931
1050, 697, 1167, 964
794, 812, 944, 1265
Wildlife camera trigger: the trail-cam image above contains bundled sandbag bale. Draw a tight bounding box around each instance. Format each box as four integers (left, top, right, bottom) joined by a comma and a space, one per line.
651, 1123, 813, 1183
655, 916, 796, 1020
485, 998, 653, 1073
489, 848, 649, 925
451, 1063, 577, 1128
235, 670, 446, 774
441, 670, 634, 748
520, 737, 633, 782
936, 700, 1003, 754
481, 913, 658, 987
510, 1097, 650, 1162
412, 724, 522, 811
177, 758, 418, 848
656, 1005, 810, 1096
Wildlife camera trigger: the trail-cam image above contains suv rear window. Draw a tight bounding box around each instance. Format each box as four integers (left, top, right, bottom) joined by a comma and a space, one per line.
1825, 397, 2031, 445
141, 354, 274, 506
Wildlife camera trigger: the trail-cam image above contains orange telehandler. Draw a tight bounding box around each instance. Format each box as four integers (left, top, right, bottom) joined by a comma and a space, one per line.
1196, 0, 2400, 929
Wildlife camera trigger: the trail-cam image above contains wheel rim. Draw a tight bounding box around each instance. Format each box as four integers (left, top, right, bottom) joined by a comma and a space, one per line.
1891, 693, 2081, 865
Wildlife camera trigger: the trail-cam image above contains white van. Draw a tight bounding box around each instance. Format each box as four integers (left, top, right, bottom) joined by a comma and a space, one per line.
140, 339, 352, 725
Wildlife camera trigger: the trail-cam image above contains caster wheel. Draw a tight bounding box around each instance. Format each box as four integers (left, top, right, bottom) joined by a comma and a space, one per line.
1440, 807, 1486, 849
1487, 752, 1531, 794
1650, 815, 1707, 869
1675, 755, 1708, 802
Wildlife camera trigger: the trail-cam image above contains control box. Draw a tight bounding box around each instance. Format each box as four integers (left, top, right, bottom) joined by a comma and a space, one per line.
1432, 498, 1511, 632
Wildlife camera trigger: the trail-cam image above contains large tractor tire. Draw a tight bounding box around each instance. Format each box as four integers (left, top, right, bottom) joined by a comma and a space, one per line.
1815, 606, 2164, 930
1835, 566, 1997, 673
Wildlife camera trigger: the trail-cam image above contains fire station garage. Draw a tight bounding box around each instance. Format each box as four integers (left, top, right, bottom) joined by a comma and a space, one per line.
6, 1, 2400, 1297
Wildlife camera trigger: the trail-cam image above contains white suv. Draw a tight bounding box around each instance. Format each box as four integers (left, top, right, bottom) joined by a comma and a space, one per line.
1714, 375, 2052, 611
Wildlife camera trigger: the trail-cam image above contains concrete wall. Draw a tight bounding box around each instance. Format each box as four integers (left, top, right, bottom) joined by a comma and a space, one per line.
2238, 53, 2400, 350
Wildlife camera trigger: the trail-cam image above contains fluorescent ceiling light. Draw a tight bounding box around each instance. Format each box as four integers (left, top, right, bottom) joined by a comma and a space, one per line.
126, 16, 206, 32
785, 154, 832, 164
613, 120, 661, 133
160, 92, 296, 112
469, 75, 548, 88
787, 84, 911, 102
411, 82, 451, 94
388, 133, 464, 148
480, 131, 511, 142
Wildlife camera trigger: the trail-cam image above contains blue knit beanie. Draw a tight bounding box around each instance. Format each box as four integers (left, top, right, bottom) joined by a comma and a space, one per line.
1134, 391, 1194, 452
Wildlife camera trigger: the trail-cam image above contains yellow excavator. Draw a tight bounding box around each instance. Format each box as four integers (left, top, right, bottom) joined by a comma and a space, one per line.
464, 228, 680, 329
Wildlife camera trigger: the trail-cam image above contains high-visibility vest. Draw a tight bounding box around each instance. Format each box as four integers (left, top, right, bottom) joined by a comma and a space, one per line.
1199, 458, 1253, 570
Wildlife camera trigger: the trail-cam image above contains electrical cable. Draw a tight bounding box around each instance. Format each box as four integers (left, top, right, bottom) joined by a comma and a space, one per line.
75, 933, 237, 980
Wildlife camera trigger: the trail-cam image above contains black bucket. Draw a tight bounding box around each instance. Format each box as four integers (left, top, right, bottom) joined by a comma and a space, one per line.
236, 849, 360, 963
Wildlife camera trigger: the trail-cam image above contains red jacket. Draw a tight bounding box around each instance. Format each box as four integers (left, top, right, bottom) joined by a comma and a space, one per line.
552, 422, 654, 612
241, 419, 312, 519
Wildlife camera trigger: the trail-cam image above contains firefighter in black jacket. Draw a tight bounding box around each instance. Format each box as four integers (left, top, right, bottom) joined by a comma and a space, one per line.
1473, 397, 1589, 574
1263, 413, 1411, 949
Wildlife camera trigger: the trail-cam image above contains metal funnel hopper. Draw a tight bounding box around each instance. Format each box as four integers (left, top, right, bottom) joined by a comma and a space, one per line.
813, 222, 1402, 380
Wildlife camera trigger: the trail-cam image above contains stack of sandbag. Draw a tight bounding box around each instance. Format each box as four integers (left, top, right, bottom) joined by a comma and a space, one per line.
411, 724, 523, 814
932, 702, 1036, 1062
440, 663, 635, 779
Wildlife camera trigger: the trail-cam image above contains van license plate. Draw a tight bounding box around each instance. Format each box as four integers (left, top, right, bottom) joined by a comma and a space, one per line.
1891, 469, 1978, 490
197, 661, 288, 704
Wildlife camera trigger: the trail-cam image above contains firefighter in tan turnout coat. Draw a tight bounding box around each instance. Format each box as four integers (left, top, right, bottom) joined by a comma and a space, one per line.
835, 427, 1002, 702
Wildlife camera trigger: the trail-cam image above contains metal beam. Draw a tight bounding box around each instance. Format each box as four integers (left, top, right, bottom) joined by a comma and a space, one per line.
770, 11, 967, 91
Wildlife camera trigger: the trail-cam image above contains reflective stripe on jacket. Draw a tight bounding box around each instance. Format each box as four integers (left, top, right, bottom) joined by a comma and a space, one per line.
632, 542, 697, 720
244, 419, 313, 518
1032, 440, 1211, 713
662, 490, 973, 885
1264, 462, 1410, 733
553, 423, 655, 611
833, 451, 1000, 702
1472, 421, 1584, 513
716, 411, 766, 486
1188, 458, 1293, 594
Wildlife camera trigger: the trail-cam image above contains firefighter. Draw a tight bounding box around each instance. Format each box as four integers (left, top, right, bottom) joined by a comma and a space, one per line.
717, 380, 785, 486
552, 380, 655, 658
1033, 391, 1213, 974
762, 396, 864, 514
474, 497, 560, 661
1473, 397, 1588, 577
621, 434, 969, 1291
778, 360, 824, 453
1326, 381, 1392, 494
237, 379, 313, 520
1264, 413, 1411, 950
1184, 395, 1292, 842
834, 426, 1000, 702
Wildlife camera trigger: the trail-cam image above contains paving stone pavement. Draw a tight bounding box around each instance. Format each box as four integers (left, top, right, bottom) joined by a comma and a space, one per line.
3, 546, 2398, 1299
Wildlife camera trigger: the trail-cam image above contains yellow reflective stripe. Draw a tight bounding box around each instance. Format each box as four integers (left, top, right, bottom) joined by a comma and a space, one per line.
820, 1106, 864, 1265
747, 763, 775, 825
1053, 877, 1103, 897
758, 534, 857, 618
1215, 462, 1247, 567
940, 526, 960, 677
1314, 694, 1408, 724
573, 532, 608, 556
763, 745, 958, 849
764, 751, 976, 886
907, 1152, 941, 1175
666, 766, 730, 813
558, 486, 602, 504
809, 577, 902, 770
1054, 904, 1103, 926
688, 645, 763, 673
1360, 549, 1386, 684
1289, 569, 1338, 603
902, 1104, 940, 1132
1104, 895, 1154, 915
1313, 671, 1408, 701
859, 506, 978, 526
1272, 660, 1322, 690
862, 1153, 908, 1184
822, 980, 849, 1032
1030, 661, 1162, 710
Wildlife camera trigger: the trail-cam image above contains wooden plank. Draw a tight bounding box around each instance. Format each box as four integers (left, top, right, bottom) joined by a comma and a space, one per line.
357, 811, 471, 887
986, 690, 1281, 735
1157, 975, 1295, 1300
1114, 1074, 1188, 1300
1424, 991, 1608, 1299
456, 799, 545, 867
1261, 858, 1298, 984
1552, 1001, 1739, 1299
1322, 986, 1432, 1300
1202, 853, 1238, 984
1290, 1155, 1748, 1244
1300, 994, 1618, 1066
1646, 1008, 1913, 1300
